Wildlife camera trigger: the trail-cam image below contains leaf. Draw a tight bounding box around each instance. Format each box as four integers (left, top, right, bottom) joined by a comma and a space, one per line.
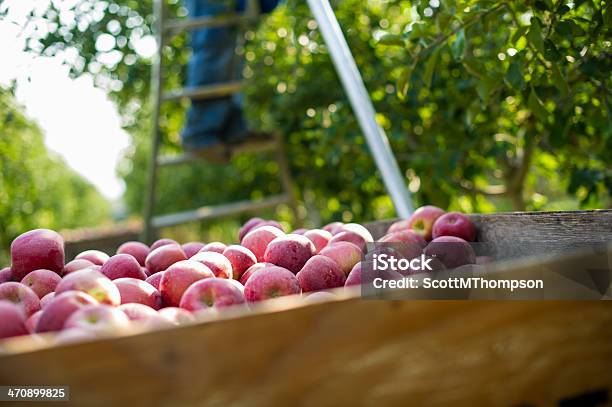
505, 61, 525, 90
476, 77, 499, 104
550, 64, 569, 97
526, 17, 545, 55
377, 33, 405, 46
512, 26, 528, 43
462, 59, 486, 79
528, 87, 548, 120
396, 67, 412, 99
450, 29, 466, 61
544, 39, 563, 61
422, 48, 440, 88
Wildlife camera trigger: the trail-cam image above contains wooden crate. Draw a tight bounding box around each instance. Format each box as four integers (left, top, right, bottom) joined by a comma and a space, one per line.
1, 210, 611, 406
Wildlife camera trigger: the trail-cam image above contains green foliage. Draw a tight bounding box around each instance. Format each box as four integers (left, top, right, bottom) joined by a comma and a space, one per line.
16, 0, 612, 233
0, 88, 112, 262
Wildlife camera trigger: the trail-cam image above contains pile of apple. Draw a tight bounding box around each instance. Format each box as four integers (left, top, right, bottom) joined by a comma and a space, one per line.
0, 206, 478, 342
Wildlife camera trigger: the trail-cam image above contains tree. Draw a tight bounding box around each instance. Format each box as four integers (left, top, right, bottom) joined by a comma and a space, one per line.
12, 0, 610, 232
0, 87, 111, 262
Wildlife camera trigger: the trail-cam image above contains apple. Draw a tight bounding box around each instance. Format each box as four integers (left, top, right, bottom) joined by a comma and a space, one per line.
20, 269, 62, 298
0, 267, 12, 283
244, 266, 300, 302
378, 230, 426, 260
297, 255, 345, 292
336, 223, 374, 244
328, 230, 368, 253
10, 229, 65, 281
239, 262, 274, 285
432, 212, 477, 241
180, 278, 246, 312
64, 304, 130, 333
145, 271, 165, 290
118, 303, 159, 321
387, 219, 410, 235
0, 301, 29, 339
101, 254, 147, 280
264, 234, 315, 274
319, 241, 362, 276
304, 291, 337, 304
404, 205, 446, 241
35, 290, 98, 333
345, 262, 362, 287
223, 245, 257, 281
114, 278, 162, 310
303, 229, 332, 254
322, 222, 344, 235
182, 242, 205, 258
291, 228, 307, 235
75, 250, 109, 266
150, 238, 179, 251
0, 282, 41, 317
241, 225, 284, 262
158, 307, 195, 325
423, 236, 476, 269
53, 328, 97, 345
190, 251, 233, 279
238, 217, 265, 241
159, 260, 215, 307
40, 292, 55, 309
25, 310, 43, 333
55, 268, 121, 306
251, 220, 284, 233
145, 244, 187, 274
199, 242, 227, 254
63, 259, 95, 275
116, 241, 150, 266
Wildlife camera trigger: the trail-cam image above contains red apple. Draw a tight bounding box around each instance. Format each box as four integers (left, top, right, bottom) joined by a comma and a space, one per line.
319, 241, 362, 276
116, 241, 150, 266
25, 309, 43, 333
150, 238, 179, 251
251, 220, 284, 232
10, 229, 64, 281
241, 225, 284, 262
336, 223, 374, 244
303, 229, 333, 254
20, 269, 62, 298
40, 292, 55, 309
345, 262, 362, 287
145, 244, 187, 274
145, 271, 165, 290
432, 212, 477, 241
387, 219, 410, 235
190, 251, 233, 279
0, 267, 13, 283
405, 205, 446, 241
119, 303, 159, 321
55, 268, 121, 306
64, 304, 130, 333
304, 291, 337, 304
0, 282, 41, 317
114, 278, 162, 310
199, 242, 227, 254
297, 255, 345, 292
75, 250, 109, 266
63, 259, 95, 275
223, 245, 257, 281
159, 260, 215, 307
423, 236, 476, 269
379, 230, 426, 260
101, 254, 147, 280
35, 290, 98, 333
0, 301, 29, 339
180, 278, 246, 312
239, 262, 274, 285
244, 266, 300, 302
158, 307, 195, 325
238, 217, 265, 241
322, 222, 344, 235
328, 230, 368, 253
182, 242, 205, 258
263, 234, 315, 274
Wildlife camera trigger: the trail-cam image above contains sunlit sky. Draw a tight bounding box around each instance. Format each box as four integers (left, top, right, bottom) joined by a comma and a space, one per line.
0, 0, 154, 201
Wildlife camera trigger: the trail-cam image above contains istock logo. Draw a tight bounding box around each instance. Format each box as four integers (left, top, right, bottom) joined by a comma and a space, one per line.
372, 253, 433, 273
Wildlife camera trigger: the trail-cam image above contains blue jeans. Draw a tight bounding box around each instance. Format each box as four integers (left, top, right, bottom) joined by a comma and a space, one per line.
182, 0, 280, 149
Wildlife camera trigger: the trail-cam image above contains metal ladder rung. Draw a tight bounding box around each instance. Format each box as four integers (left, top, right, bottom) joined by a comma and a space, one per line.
151, 194, 292, 229
157, 139, 278, 167
163, 14, 257, 35
162, 82, 242, 102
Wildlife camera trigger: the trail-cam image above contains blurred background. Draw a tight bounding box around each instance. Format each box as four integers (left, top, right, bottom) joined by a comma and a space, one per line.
0, 0, 610, 263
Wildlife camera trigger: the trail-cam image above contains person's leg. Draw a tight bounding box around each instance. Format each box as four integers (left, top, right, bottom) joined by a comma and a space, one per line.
182, 0, 242, 150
